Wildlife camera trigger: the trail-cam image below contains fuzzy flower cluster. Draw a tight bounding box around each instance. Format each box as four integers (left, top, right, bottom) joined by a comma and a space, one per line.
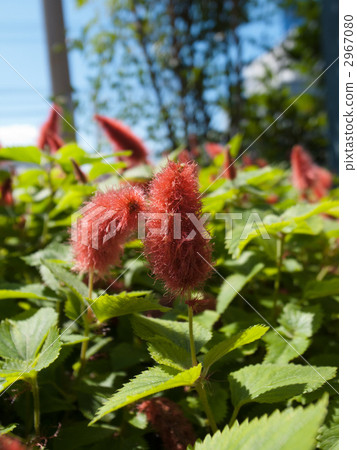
72, 186, 145, 274
144, 161, 212, 294
291, 145, 332, 200
94, 114, 149, 168
37, 104, 64, 153
138, 397, 196, 450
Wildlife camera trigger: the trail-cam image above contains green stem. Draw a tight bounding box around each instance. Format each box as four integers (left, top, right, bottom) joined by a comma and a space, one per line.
228, 404, 240, 427
273, 234, 285, 316
31, 375, 40, 436
79, 269, 94, 373
187, 305, 218, 433
196, 383, 218, 433
188, 305, 197, 366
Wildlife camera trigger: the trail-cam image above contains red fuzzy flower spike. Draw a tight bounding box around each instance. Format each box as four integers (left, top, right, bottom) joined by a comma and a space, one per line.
72, 186, 145, 274
37, 104, 64, 153
204, 142, 225, 159
94, 114, 149, 168
223, 146, 237, 180
144, 161, 212, 294
291, 145, 332, 200
138, 397, 196, 450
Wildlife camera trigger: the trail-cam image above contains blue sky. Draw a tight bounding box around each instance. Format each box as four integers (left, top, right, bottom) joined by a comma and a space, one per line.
0, 0, 288, 151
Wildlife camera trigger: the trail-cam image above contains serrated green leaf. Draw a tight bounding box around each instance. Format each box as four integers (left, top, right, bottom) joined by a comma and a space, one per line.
191, 396, 328, 450
203, 325, 268, 373
148, 337, 192, 371
263, 332, 310, 365
264, 305, 322, 364
131, 315, 212, 354
0, 308, 61, 388
90, 364, 202, 424
318, 402, 339, 450
0, 146, 42, 164
90, 291, 169, 322
22, 242, 72, 266
42, 260, 88, 298
229, 364, 336, 410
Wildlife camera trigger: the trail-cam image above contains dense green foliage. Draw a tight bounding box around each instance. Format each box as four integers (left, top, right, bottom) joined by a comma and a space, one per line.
0, 142, 338, 449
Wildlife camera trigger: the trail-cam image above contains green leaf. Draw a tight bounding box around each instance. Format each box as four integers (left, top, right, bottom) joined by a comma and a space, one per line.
216, 263, 264, 314
229, 364, 336, 410
202, 325, 268, 373
90, 291, 169, 322
263, 333, 310, 365
131, 315, 212, 354
0, 146, 42, 164
191, 396, 328, 450
50, 185, 95, 218
42, 260, 88, 298
304, 279, 339, 300
228, 133, 243, 158
0, 308, 61, 388
318, 401, 339, 450
264, 305, 322, 364
88, 161, 126, 180
53, 422, 118, 450
0, 423, 17, 435
22, 242, 72, 266
0, 288, 50, 301
148, 337, 192, 371
90, 364, 202, 424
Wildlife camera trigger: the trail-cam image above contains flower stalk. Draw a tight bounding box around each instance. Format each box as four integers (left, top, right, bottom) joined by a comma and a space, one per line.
187, 304, 218, 433
79, 268, 93, 372
31, 374, 40, 435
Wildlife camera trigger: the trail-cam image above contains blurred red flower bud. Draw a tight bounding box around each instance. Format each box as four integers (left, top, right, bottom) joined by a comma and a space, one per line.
94, 114, 149, 168
0, 177, 13, 206
204, 142, 225, 158
223, 146, 237, 180
70, 158, 88, 184
38, 104, 64, 153
138, 397, 196, 450
291, 145, 332, 200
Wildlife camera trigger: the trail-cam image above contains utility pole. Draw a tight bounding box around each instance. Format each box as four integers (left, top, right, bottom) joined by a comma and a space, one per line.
42, 0, 75, 140
322, 0, 338, 172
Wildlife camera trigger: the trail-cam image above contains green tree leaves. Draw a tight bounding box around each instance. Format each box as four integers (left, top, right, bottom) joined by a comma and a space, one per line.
90, 364, 202, 424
